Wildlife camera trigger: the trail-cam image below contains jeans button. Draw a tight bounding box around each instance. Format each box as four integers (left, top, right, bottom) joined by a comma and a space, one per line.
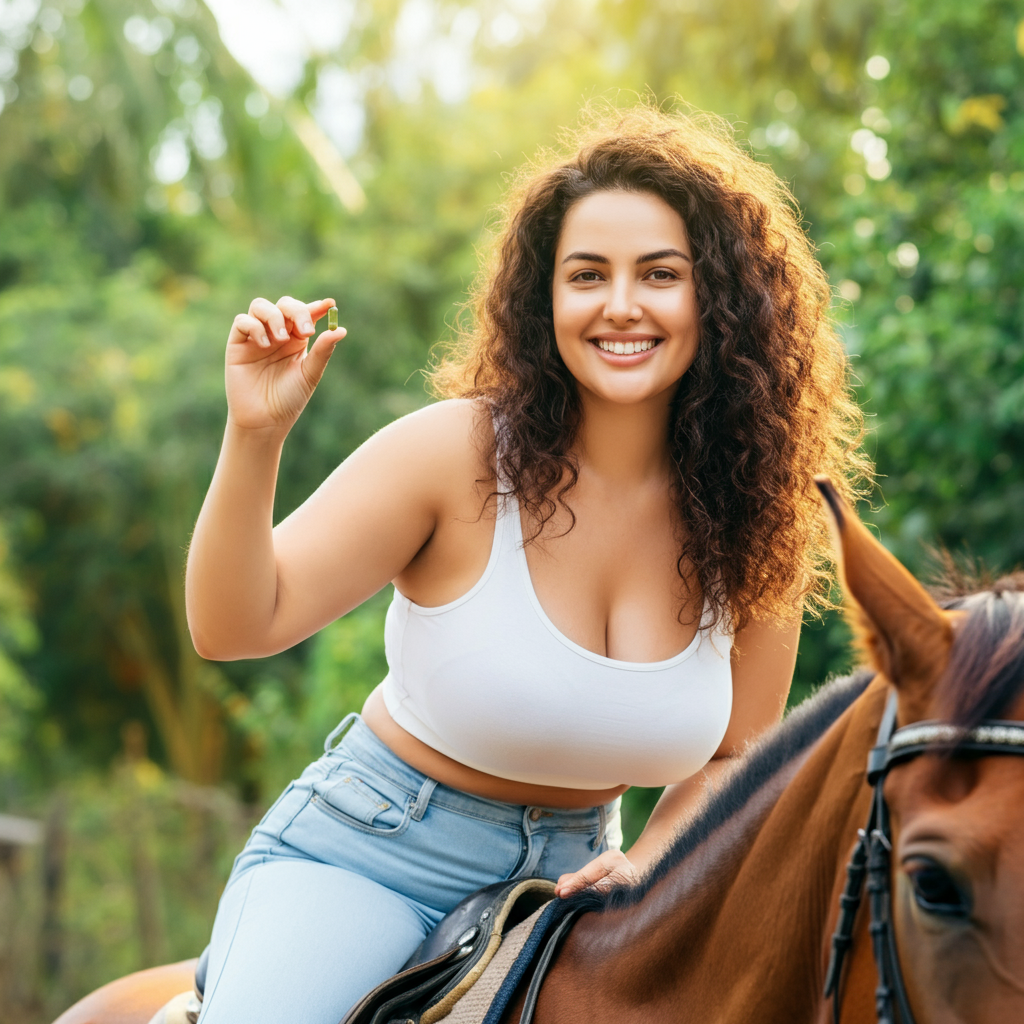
529, 808, 542, 821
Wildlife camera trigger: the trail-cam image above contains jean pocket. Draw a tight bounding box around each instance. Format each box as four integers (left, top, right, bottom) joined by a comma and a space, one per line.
310, 766, 412, 836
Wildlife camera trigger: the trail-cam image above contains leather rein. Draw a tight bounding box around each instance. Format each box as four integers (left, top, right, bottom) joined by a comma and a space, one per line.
824, 691, 1024, 1024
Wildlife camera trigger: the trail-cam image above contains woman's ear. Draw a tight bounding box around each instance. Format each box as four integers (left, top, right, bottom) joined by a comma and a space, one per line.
814, 476, 956, 722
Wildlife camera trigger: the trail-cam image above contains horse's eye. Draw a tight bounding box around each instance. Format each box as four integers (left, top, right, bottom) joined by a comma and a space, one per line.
906, 860, 970, 918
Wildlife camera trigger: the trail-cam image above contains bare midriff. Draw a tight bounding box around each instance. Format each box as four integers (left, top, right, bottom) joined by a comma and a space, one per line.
360, 687, 629, 809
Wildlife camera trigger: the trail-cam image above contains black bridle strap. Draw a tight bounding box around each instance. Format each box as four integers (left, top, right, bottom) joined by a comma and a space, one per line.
824, 691, 896, 1023
865, 780, 915, 1024
826, 692, 1024, 1024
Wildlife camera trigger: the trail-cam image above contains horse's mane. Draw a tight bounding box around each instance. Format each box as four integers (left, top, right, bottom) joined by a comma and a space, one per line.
562, 667, 876, 917
934, 571, 1024, 729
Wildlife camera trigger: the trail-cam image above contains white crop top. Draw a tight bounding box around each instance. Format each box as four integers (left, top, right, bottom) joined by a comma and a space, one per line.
380, 489, 734, 790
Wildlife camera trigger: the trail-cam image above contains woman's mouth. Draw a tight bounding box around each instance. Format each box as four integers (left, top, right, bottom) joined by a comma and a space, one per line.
589, 337, 662, 355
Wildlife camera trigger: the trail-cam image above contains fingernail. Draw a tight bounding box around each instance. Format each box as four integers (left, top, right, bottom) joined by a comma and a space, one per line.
277, 329, 288, 340
303, 321, 313, 333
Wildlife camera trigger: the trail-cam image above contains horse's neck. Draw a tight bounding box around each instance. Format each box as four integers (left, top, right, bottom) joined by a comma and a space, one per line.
536, 680, 888, 1024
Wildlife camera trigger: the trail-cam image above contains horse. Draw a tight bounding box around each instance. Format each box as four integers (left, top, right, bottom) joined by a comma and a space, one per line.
53, 479, 1024, 1024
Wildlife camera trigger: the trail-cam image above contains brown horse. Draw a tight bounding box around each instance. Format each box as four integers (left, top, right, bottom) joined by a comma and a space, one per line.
54, 482, 1024, 1024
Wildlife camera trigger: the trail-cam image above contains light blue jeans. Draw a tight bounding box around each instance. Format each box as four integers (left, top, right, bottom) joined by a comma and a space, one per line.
197, 715, 622, 1023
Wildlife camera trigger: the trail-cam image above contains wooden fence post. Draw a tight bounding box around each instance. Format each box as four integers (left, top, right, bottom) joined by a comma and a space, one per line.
41, 796, 67, 985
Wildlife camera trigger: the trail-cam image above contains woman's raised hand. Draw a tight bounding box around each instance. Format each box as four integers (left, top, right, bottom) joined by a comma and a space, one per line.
225, 296, 346, 433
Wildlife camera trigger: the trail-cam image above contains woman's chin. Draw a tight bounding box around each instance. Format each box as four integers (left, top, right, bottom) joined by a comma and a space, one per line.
578, 376, 681, 407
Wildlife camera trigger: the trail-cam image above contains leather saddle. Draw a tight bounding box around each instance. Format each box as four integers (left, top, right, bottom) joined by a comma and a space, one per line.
157, 877, 576, 1024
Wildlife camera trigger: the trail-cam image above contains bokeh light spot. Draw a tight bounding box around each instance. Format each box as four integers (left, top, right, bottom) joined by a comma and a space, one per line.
67, 74, 92, 101
865, 55, 890, 80
774, 89, 797, 113
843, 173, 865, 195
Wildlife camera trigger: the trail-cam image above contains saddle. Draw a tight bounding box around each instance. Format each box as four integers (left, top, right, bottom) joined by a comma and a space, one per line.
149, 877, 578, 1024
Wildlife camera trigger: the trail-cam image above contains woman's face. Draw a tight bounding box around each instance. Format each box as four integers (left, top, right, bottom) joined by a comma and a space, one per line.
551, 189, 699, 407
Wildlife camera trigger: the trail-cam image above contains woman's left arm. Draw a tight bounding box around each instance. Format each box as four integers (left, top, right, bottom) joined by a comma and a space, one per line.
555, 616, 801, 897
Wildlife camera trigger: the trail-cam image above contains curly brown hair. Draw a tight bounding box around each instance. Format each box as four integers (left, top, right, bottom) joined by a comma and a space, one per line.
431, 104, 871, 631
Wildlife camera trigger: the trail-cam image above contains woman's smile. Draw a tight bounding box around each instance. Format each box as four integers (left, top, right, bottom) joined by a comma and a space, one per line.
589, 333, 663, 360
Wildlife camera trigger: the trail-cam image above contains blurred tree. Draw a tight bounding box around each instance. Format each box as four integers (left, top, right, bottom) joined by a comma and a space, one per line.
0, 0, 432, 788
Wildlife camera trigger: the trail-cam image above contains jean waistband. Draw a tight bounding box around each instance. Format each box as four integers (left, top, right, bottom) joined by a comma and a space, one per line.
325, 713, 620, 836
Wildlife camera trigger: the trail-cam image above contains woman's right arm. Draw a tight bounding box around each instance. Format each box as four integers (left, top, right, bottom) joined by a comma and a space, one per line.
185, 295, 471, 661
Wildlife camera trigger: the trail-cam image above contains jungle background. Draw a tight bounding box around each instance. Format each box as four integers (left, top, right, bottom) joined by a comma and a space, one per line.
0, 0, 1022, 1017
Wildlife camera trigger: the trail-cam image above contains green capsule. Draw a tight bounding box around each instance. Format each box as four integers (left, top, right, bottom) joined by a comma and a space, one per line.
328, 306, 338, 331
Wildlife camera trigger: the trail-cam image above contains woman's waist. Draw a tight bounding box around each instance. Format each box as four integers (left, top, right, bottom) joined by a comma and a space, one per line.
359, 686, 629, 811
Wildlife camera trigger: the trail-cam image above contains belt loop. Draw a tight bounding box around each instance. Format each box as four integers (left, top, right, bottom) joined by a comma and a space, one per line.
324, 713, 358, 753
592, 804, 608, 851
410, 777, 437, 821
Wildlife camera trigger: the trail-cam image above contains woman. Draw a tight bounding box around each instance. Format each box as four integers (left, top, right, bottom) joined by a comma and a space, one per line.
185, 106, 867, 1022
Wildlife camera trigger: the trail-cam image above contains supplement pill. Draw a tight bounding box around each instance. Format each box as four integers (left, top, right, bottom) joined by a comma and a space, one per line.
328, 306, 338, 330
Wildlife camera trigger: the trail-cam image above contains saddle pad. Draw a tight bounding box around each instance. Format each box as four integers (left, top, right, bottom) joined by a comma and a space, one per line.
417, 881, 551, 1024
430, 903, 549, 1023
431, 897, 578, 1024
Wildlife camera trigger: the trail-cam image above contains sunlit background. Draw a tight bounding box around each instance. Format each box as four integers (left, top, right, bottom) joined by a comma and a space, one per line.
1, 0, 1022, 1017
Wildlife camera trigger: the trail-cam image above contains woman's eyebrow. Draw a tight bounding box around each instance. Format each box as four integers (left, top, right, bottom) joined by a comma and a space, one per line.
637, 248, 691, 264
561, 248, 692, 265
562, 251, 609, 264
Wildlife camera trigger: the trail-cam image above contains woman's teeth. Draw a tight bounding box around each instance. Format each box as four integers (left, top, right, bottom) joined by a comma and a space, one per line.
595, 339, 657, 354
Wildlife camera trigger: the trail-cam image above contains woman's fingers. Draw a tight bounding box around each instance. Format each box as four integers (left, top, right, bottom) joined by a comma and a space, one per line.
555, 850, 638, 898
248, 297, 290, 343
229, 313, 272, 349
238, 297, 342, 353
229, 296, 346, 381
275, 295, 317, 338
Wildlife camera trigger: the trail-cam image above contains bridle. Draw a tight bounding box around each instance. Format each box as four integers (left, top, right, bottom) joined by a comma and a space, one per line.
824, 690, 1024, 1024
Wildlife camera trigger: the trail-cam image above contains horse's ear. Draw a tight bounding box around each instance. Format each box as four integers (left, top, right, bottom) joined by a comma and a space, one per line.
814, 476, 954, 720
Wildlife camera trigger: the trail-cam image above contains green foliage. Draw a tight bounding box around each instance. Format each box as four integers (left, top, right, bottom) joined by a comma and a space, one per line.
828, 0, 1024, 572
0, 520, 41, 775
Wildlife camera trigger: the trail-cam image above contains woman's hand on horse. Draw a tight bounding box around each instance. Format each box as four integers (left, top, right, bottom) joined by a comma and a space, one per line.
225, 296, 346, 433
555, 849, 640, 898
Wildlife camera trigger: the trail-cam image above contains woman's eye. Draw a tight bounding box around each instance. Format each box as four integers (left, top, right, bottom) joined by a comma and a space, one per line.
647, 269, 677, 281
573, 271, 602, 282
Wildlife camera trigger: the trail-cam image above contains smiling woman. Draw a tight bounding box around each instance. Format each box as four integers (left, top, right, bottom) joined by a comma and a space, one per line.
433, 106, 870, 633
178, 103, 872, 1024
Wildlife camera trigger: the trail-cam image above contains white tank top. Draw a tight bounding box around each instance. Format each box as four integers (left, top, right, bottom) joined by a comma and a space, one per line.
380, 489, 734, 790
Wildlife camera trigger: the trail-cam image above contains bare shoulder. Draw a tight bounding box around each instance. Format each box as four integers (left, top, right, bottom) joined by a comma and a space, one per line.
354, 397, 494, 494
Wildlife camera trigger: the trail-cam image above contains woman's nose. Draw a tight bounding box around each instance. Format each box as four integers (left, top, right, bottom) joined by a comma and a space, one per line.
603, 279, 642, 324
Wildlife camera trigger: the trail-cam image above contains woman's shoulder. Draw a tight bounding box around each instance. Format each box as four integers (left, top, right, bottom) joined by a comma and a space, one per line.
365, 397, 495, 485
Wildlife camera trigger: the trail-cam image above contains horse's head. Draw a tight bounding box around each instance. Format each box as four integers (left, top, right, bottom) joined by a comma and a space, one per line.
817, 477, 1024, 1021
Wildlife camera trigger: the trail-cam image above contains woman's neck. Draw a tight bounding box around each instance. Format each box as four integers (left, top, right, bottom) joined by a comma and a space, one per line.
575, 387, 675, 486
